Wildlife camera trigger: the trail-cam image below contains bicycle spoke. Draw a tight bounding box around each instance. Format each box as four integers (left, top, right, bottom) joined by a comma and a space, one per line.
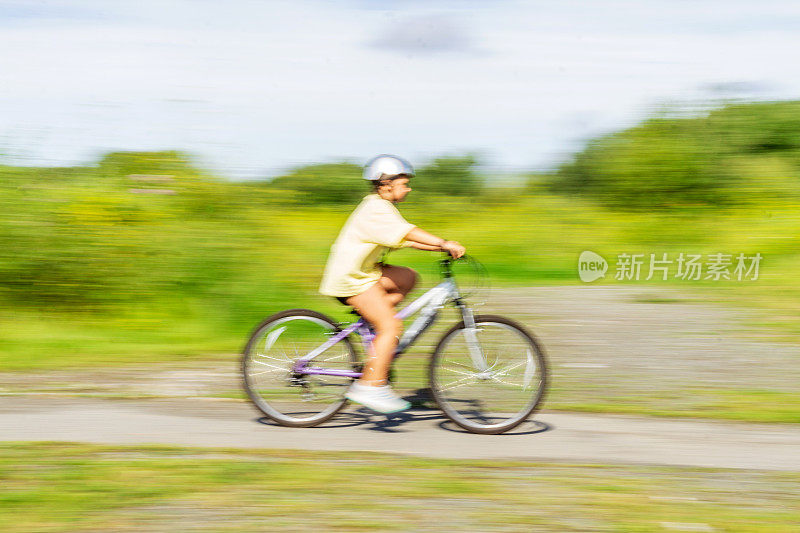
439, 359, 477, 371
492, 359, 528, 376
254, 352, 293, 364
252, 360, 286, 371
438, 374, 479, 392
249, 368, 284, 377
439, 364, 478, 378
489, 375, 526, 388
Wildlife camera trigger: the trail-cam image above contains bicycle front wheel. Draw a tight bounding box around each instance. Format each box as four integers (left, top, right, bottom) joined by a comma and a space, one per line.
429, 315, 548, 434
242, 309, 358, 428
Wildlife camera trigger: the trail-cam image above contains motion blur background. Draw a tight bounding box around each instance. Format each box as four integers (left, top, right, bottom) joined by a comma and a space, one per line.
2, 0, 799, 366
2, 2, 800, 529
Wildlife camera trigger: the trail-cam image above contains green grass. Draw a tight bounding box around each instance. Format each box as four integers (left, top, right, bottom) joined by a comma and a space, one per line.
552, 389, 800, 424
0, 442, 798, 532
3, 191, 800, 370
0, 309, 237, 371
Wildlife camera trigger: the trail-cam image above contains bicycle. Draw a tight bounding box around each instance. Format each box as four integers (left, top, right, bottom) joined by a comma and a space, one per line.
241, 256, 548, 434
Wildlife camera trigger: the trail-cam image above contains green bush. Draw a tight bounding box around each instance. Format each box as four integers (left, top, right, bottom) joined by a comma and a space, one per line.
0, 152, 261, 311
550, 100, 800, 209
267, 162, 364, 205
414, 154, 483, 196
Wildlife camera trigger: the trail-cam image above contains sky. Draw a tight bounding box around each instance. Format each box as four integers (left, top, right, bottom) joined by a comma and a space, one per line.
1, 0, 800, 179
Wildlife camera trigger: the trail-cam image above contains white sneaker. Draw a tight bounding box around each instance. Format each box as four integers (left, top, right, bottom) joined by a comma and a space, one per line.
344, 382, 411, 414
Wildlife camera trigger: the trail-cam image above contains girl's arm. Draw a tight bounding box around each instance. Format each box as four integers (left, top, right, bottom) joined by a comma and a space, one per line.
404, 227, 446, 248
407, 242, 442, 251
403, 228, 466, 258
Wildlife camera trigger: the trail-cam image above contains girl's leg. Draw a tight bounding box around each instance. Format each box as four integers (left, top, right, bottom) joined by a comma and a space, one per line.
346, 283, 402, 385
378, 265, 418, 306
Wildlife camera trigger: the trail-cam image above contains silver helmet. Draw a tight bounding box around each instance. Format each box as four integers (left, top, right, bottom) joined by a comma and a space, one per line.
362, 154, 415, 181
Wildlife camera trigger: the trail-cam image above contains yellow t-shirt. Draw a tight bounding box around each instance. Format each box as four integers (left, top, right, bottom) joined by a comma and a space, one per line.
319, 194, 416, 298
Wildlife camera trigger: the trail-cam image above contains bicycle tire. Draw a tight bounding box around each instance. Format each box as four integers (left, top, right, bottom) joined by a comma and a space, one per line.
429, 315, 548, 434
242, 309, 358, 428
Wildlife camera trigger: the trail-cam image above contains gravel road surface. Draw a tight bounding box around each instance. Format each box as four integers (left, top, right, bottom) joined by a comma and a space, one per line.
2, 397, 799, 471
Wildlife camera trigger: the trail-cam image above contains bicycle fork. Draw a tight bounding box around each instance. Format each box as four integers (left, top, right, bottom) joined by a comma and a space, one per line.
457, 301, 489, 373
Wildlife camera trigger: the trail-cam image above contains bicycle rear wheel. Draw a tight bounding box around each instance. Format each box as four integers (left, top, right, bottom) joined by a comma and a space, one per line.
429, 315, 548, 434
242, 309, 358, 427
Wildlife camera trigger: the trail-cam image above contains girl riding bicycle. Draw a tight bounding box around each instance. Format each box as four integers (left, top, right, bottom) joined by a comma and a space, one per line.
319, 155, 465, 413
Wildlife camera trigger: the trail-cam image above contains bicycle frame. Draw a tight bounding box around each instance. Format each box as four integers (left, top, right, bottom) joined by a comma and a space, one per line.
292, 259, 488, 379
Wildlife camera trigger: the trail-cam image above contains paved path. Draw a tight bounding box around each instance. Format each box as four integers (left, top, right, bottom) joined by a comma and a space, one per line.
2, 397, 799, 471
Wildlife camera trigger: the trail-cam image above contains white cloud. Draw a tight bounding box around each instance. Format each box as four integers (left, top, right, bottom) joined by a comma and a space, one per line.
367, 13, 483, 55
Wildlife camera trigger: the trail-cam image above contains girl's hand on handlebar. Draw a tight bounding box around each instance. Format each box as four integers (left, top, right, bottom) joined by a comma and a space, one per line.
442, 240, 466, 259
